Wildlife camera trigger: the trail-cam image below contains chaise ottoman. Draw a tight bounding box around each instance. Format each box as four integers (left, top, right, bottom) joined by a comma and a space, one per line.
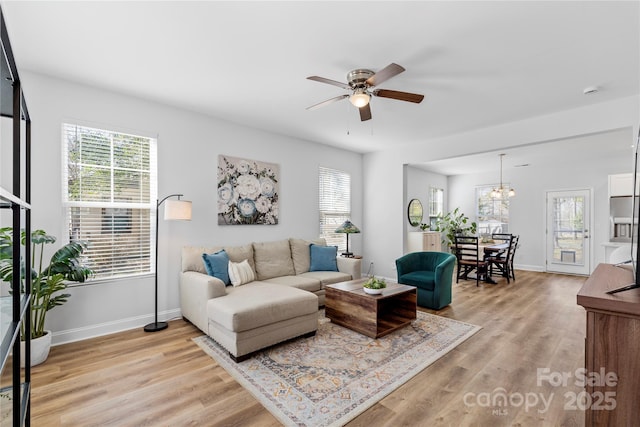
206, 282, 318, 362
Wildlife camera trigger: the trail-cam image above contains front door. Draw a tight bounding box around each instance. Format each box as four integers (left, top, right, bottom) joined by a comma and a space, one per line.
545, 189, 592, 275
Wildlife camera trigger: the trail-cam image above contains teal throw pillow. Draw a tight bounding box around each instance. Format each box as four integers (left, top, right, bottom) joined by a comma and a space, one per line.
202, 250, 230, 285
309, 244, 338, 272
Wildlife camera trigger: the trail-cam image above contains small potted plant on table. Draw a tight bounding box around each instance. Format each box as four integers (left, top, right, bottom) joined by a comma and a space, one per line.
363, 276, 387, 295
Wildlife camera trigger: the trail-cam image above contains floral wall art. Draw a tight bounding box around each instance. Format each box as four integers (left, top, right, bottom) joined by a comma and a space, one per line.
217, 155, 279, 225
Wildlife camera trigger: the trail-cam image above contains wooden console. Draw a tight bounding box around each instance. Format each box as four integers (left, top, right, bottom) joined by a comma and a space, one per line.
577, 263, 640, 426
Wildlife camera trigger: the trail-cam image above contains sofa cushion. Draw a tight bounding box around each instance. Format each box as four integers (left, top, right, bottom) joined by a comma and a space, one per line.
207, 283, 318, 332
182, 246, 224, 273
309, 244, 338, 272
299, 270, 351, 286
228, 259, 255, 287
225, 244, 256, 273
263, 275, 322, 292
290, 237, 326, 275
398, 271, 436, 291
253, 239, 295, 280
202, 250, 230, 285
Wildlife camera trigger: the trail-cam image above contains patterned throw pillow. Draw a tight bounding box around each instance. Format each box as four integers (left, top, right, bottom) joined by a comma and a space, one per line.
228, 259, 255, 287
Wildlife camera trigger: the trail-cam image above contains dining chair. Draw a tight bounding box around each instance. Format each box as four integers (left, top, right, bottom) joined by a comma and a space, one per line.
454, 235, 487, 286
488, 235, 519, 282
509, 235, 519, 281
491, 233, 512, 242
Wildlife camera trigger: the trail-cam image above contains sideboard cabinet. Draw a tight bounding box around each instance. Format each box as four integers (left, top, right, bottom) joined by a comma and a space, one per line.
577, 263, 640, 426
407, 231, 441, 253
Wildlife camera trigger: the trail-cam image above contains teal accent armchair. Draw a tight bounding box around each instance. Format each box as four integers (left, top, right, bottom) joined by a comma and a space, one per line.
395, 251, 456, 310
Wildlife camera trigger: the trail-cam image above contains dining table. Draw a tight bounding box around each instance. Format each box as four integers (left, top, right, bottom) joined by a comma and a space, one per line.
480, 240, 509, 256
450, 239, 511, 284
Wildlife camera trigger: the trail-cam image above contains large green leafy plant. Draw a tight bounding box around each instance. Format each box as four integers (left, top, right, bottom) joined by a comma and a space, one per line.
433, 208, 477, 250
0, 228, 92, 339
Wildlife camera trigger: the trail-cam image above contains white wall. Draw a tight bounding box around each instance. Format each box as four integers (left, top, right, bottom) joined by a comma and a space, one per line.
447, 129, 634, 271
17, 69, 640, 343
21, 72, 363, 344
362, 96, 640, 280
403, 165, 448, 252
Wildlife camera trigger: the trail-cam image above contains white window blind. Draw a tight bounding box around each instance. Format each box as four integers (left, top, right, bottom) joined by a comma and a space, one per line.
318, 166, 351, 250
62, 123, 158, 279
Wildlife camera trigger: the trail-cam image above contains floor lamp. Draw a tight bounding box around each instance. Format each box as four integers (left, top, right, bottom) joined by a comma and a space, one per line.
144, 193, 192, 332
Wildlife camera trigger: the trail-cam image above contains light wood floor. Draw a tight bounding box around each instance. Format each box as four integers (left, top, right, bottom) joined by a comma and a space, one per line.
31, 270, 587, 426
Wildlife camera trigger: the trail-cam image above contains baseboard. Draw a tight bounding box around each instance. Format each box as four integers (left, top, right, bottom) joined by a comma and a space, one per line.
51, 308, 182, 346
514, 263, 545, 272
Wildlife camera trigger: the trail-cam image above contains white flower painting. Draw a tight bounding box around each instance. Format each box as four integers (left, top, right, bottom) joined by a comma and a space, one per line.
217, 155, 279, 225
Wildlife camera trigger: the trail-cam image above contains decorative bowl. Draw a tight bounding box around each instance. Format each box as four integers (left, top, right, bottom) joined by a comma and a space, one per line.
362, 276, 387, 294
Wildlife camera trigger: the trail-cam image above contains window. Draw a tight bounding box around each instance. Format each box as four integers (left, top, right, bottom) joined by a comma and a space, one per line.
429, 187, 444, 216
62, 124, 157, 279
101, 207, 133, 234
318, 166, 351, 250
476, 185, 510, 236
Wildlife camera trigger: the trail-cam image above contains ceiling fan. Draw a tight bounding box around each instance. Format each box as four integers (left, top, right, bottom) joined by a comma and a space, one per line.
306, 63, 424, 121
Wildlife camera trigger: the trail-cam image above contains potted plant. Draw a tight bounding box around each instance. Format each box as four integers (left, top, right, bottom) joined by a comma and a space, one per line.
363, 276, 387, 295
0, 228, 92, 366
432, 208, 477, 251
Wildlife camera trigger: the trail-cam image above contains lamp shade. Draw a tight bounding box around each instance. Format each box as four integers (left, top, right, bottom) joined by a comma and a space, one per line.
335, 220, 360, 234
349, 91, 370, 108
164, 199, 192, 220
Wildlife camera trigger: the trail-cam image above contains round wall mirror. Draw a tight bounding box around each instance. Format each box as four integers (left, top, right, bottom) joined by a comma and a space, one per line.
407, 199, 423, 227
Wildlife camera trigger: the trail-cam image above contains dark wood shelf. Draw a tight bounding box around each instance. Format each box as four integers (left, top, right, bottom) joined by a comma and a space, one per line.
0, 6, 32, 426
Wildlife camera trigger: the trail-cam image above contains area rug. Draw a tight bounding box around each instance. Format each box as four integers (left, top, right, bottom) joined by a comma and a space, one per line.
193, 312, 480, 427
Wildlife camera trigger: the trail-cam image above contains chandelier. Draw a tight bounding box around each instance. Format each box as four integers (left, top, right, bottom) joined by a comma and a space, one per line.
490, 154, 516, 199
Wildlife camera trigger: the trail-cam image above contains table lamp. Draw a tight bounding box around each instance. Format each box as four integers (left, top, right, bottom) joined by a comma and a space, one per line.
335, 220, 360, 258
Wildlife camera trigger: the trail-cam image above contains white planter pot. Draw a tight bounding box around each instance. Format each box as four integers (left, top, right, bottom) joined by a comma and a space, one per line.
20, 331, 52, 367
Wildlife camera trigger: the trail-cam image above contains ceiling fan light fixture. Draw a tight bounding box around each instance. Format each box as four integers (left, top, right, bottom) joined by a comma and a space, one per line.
349, 89, 370, 108
307, 63, 423, 121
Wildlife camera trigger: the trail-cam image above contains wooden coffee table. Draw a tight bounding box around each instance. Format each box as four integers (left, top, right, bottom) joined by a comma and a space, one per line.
325, 278, 417, 338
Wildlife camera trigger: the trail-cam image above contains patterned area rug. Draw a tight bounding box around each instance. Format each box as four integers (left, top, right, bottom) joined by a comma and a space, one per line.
193, 311, 480, 427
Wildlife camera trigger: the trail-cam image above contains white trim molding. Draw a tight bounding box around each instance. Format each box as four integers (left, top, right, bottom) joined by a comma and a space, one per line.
51, 308, 182, 346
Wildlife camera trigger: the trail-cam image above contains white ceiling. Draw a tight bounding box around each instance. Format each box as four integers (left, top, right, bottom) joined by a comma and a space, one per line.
2, 1, 639, 159
412, 127, 635, 176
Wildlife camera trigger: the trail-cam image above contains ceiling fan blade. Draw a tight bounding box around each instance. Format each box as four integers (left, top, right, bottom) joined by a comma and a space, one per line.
365, 63, 405, 87
359, 103, 372, 121
307, 76, 351, 90
373, 89, 424, 104
306, 94, 349, 111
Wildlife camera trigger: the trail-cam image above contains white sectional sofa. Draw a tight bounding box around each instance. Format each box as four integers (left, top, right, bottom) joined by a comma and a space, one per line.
180, 237, 361, 361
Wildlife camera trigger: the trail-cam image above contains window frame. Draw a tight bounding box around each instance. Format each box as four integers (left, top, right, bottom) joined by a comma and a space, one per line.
318, 166, 351, 251
476, 184, 510, 236
62, 123, 158, 281
428, 187, 445, 229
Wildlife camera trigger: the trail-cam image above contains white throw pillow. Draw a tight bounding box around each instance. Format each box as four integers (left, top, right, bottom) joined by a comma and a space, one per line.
228, 259, 255, 287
